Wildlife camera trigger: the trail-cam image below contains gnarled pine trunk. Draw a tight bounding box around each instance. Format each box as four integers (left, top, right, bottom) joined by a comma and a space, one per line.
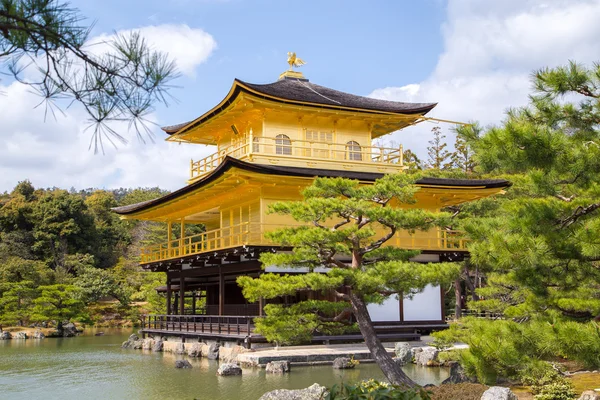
349, 292, 417, 388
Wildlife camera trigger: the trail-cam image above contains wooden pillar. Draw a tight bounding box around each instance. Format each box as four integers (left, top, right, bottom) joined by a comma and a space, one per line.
192, 291, 197, 315
259, 297, 264, 317
180, 218, 185, 255
219, 269, 224, 316
179, 266, 185, 315
174, 293, 179, 314
166, 279, 172, 315
167, 221, 173, 258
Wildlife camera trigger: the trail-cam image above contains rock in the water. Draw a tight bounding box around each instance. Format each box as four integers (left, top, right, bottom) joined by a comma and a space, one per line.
394, 342, 413, 365
95, 332, 105, 336
152, 339, 164, 352
121, 334, 141, 349
259, 383, 328, 400
61, 322, 79, 337
217, 363, 242, 376
175, 360, 193, 369
205, 343, 220, 360
175, 342, 186, 355
0, 331, 12, 340
332, 357, 355, 369
442, 362, 475, 384
14, 332, 28, 339
266, 361, 291, 374
142, 339, 154, 350
480, 386, 518, 400
187, 343, 202, 357
578, 391, 600, 400
32, 330, 45, 339
414, 347, 439, 366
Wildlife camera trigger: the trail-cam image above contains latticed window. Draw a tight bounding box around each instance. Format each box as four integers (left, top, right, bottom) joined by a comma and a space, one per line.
305, 130, 333, 143
346, 141, 362, 161
275, 134, 292, 155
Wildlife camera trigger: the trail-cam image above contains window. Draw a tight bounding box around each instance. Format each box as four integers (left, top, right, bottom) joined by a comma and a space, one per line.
305, 130, 333, 143
346, 141, 362, 161
275, 134, 292, 155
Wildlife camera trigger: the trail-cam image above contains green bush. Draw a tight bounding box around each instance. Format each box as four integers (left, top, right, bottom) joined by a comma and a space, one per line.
325, 380, 430, 400
534, 380, 576, 400
432, 318, 600, 384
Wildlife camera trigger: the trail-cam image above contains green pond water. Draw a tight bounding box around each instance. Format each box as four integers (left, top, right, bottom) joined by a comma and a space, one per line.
0, 329, 449, 400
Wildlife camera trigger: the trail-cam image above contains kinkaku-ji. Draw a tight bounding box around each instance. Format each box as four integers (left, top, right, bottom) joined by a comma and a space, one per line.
112, 55, 510, 346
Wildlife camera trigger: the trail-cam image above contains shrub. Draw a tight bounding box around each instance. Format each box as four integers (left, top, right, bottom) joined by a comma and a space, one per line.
534, 380, 576, 400
325, 380, 431, 400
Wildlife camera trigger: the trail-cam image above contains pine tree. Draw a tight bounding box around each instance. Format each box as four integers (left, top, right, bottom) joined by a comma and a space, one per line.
238, 174, 461, 387
447, 60, 600, 322
426, 126, 453, 169
0, 0, 178, 151
451, 124, 478, 174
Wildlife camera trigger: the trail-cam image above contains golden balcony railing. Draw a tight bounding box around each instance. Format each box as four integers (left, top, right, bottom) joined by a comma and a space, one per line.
190, 136, 405, 181
140, 223, 467, 264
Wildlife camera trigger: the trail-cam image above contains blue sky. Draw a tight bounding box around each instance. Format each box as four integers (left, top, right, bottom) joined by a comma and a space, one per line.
75, 0, 446, 129
1, 0, 599, 191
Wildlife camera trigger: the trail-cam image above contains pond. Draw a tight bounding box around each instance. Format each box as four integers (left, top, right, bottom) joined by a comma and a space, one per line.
0, 329, 449, 400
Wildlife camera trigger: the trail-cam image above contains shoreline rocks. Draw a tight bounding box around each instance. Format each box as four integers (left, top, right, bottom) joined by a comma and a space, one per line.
332, 357, 356, 369
0, 331, 12, 340
394, 342, 412, 365
442, 362, 476, 384
414, 347, 439, 366
14, 332, 28, 339
481, 387, 518, 400
259, 383, 328, 400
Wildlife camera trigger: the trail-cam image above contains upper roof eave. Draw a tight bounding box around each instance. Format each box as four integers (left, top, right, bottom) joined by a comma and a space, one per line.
161, 78, 437, 138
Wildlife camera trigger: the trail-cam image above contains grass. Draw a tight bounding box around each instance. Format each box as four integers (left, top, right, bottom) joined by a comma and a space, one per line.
569, 373, 600, 394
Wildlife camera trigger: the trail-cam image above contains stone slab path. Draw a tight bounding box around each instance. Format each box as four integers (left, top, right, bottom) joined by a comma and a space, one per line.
238, 338, 445, 367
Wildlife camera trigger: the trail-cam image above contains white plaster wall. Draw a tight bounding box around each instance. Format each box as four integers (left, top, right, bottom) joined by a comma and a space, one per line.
367, 296, 400, 322
403, 284, 442, 321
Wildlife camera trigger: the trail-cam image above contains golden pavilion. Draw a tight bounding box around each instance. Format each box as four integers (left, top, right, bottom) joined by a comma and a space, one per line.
113, 57, 509, 344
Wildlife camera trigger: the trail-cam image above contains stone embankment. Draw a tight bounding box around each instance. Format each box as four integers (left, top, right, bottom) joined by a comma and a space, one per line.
121, 334, 248, 364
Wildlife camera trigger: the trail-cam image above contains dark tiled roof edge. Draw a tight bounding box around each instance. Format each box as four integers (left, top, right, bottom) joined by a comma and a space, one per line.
161, 78, 437, 135
111, 157, 511, 215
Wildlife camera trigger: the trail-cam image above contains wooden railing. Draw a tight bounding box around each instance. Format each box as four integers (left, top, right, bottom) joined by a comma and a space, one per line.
141, 314, 257, 336
190, 136, 405, 180
140, 223, 468, 264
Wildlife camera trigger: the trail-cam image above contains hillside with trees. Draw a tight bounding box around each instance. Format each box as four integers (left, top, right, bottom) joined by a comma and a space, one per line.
0, 183, 169, 332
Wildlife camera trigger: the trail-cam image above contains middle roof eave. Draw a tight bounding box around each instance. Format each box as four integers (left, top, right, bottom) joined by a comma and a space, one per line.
112, 156, 512, 216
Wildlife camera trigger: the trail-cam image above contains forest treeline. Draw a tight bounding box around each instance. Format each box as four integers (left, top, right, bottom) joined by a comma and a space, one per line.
0, 184, 171, 329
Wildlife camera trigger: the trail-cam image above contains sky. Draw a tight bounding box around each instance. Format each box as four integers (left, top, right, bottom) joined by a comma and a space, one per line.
1, 0, 600, 192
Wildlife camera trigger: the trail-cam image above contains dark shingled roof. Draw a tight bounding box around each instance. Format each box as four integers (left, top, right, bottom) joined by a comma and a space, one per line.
161, 77, 437, 135
239, 78, 437, 115
112, 157, 511, 215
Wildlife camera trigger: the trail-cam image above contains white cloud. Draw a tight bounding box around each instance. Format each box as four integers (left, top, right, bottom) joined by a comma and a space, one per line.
370, 0, 600, 157
0, 24, 217, 192
89, 24, 217, 77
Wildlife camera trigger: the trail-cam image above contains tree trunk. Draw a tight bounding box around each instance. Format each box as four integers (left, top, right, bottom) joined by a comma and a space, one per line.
348, 292, 417, 388
463, 265, 479, 302
454, 278, 462, 319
